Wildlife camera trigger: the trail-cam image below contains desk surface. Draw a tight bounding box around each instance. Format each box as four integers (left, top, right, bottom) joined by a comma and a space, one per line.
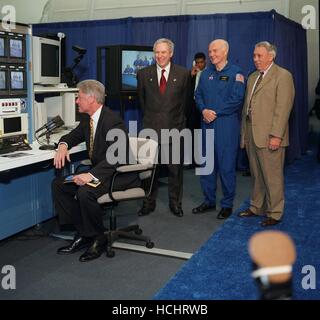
33, 86, 79, 93
0, 131, 86, 172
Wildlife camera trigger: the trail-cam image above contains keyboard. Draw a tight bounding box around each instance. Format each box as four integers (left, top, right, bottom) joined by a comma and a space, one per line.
0, 143, 32, 155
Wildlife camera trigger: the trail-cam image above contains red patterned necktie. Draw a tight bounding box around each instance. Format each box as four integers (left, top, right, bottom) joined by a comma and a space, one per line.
159, 69, 167, 95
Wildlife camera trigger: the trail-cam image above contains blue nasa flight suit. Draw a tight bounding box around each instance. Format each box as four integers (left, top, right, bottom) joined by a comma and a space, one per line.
195, 62, 245, 208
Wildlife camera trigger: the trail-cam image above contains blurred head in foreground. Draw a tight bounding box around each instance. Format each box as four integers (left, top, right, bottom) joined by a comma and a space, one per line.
249, 231, 296, 300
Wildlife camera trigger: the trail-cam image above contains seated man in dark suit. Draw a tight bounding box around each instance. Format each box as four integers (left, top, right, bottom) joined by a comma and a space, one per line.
52, 79, 139, 262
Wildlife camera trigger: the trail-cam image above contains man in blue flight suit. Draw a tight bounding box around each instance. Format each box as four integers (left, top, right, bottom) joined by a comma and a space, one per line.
193, 39, 245, 219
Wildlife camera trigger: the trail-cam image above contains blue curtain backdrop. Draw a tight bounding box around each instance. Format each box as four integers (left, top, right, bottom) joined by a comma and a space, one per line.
33, 10, 308, 163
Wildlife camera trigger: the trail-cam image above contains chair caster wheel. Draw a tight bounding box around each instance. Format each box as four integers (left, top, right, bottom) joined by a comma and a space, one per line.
106, 250, 115, 258
135, 228, 143, 235
146, 241, 154, 249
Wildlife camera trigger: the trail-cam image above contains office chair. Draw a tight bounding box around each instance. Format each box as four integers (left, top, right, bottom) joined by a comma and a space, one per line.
97, 137, 158, 257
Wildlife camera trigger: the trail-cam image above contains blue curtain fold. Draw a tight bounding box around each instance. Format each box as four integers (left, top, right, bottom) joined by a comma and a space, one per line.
186, 14, 228, 68
33, 10, 308, 163
272, 13, 309, 162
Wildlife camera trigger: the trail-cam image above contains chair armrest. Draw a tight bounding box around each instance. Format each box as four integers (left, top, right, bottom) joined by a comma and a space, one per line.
80, 159, 93, 166
116, 164, 152, 173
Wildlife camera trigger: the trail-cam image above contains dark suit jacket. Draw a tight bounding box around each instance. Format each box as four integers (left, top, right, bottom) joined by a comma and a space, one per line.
59, 106, 136, 188
186, 74, 201, 130
137, 63, 191, 137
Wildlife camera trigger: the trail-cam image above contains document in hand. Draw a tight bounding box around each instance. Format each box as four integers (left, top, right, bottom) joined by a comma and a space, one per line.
63, 175, 75, 183
63, 175, 101, 188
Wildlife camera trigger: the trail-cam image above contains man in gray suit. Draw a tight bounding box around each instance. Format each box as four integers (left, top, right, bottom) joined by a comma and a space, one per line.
137, 38, 191, 217
239, 41, 295, 227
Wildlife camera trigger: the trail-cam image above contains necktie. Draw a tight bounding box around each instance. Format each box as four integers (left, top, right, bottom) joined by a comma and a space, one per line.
247, 72, 264, 117
159, 69, 167, 95
89, 117, 94, 159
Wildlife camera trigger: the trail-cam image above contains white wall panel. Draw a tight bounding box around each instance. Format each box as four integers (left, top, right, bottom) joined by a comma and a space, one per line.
183, 0, 289, 16
93, 0, 180, 20
289, 0, 319, 110
0, 0, 47, 24
44, 0, 91, 22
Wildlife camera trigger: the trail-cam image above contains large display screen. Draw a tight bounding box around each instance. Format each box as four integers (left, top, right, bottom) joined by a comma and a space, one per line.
121, 50, 155, 90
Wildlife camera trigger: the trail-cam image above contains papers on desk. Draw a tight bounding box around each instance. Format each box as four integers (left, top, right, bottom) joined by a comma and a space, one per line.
1, 152, 34, 158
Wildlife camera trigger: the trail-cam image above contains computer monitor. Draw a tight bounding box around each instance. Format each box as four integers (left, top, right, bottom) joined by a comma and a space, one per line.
102, 45, 154, 95
32, 36, 61, 85
8, 66, 27, 96
0, 32, 8, 63
0, 67, 9, 96
0, 113, 28, 138
0, 70, 6, 89
8, 33, 26, 63
121, 49, 155, 91
0, 37, 5, 58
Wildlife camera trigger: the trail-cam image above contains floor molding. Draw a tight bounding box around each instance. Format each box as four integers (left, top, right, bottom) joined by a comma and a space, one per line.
112, 241, 193, 260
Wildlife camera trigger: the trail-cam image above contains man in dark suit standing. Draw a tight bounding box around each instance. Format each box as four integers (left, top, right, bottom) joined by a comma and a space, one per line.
137, 38, 191, 217
52, 79, 138, 262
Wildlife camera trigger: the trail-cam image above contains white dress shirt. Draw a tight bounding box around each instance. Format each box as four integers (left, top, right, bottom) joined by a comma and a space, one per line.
90, 105, 103, 141
157, 62, 171, 85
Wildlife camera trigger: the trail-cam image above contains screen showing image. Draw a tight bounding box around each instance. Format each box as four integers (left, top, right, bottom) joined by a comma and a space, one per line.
9, 39, 23, 58
10, 71, 24, 89
0, 38, 5, 57
0, 70, 6, 90
122, 50, 155, 90
3, 117, 21, 134
41, 43, 59, 77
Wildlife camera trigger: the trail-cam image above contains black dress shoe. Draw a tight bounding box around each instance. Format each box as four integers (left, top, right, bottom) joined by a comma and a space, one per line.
261, 218, 281, 227
169, 205, 184, 217
138, 202, 156, 216
79, 236, 107, 262
57, 236, 92, 255
217, 207, 233, 219
192, 202, 216, 214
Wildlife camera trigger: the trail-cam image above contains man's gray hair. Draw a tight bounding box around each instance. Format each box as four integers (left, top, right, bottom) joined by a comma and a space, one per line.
209, 39, 229, 53
255, 41, 277, 59
153, 38, 174, 54
77, 79, 105, 105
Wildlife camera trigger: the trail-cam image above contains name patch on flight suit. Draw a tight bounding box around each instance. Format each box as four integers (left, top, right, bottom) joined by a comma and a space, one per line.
220, 76, 229, 81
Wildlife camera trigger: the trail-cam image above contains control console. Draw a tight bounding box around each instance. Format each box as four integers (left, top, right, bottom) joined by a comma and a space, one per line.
0, 98, 23, 115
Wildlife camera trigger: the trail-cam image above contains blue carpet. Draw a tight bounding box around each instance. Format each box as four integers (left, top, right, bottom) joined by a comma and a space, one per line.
154, 151, 320, 300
